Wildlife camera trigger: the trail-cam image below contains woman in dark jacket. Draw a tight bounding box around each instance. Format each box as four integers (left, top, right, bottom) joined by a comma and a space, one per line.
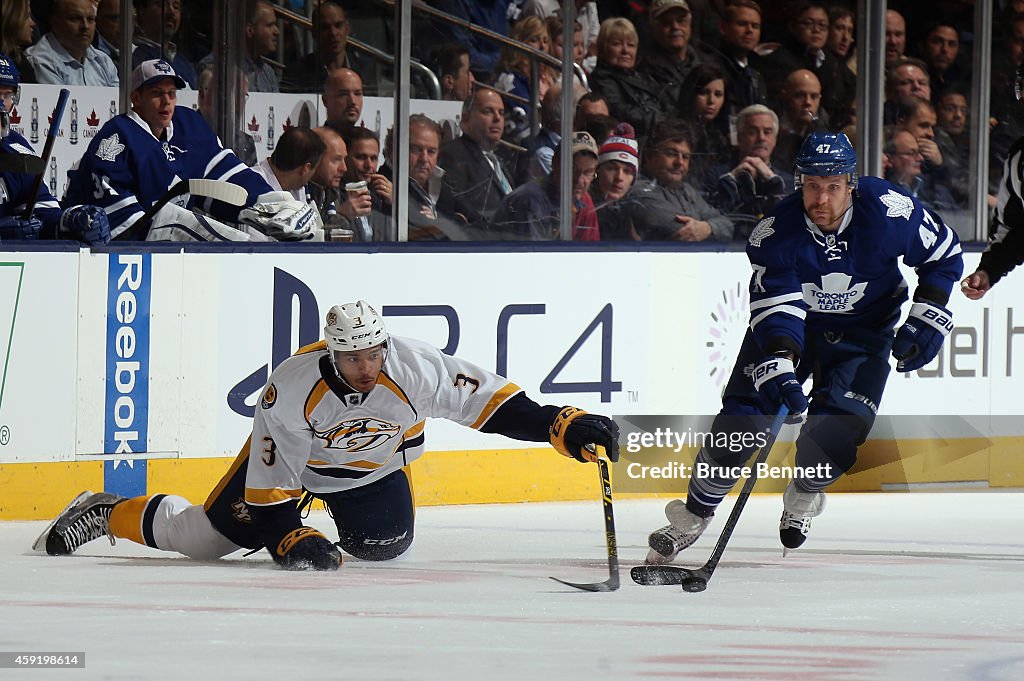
588, 17, 665, 140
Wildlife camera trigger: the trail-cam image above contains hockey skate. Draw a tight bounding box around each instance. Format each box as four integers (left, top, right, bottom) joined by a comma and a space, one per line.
645, 499, 713, 564
779, 482, 826, 553
32, 491, 127, 556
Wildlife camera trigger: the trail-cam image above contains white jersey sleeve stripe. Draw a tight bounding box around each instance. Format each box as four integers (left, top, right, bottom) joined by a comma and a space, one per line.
750, 292, 804, 311
923, 228, 955, 264
203, 149, 233, 177
751, 304, 807, 329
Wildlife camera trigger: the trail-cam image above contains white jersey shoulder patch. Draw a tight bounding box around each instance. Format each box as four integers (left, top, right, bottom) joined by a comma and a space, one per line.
748, 217, 775, 247
879, 189, 914, 220
96, 133, 126, 162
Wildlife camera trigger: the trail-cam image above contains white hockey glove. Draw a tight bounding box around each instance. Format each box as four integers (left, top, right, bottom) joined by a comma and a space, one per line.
239, 191, 324, 241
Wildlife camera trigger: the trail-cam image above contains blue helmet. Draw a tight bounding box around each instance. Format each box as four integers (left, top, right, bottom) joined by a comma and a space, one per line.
794, 131, 858, 188
0, 52, 20, 90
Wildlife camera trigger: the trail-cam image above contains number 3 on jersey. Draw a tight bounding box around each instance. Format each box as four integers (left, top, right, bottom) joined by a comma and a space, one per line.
261, 436, 277, 466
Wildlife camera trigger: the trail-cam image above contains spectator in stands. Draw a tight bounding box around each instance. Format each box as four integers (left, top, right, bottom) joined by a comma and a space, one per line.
704, 104, 793, 240
574, 91, 609, 126
676, 63, 731, 186
2, 0, 39, 83
934, 88, 975, 208
638, 0, 704, 112
610, 121, 735, 241
341, 126, 392, 241
518, 84, 566, 184
588, 18, 664, 138
429, 44, 475, 102
884, 128, 957, 214
197, 67, 256, 166
26, 0, 118, 86
493, 16, 556, 144
244, 0, 280, 92
885, 9, 907, 64
708, 0, 766, 119
306, 126, 347, 225
439, 88, 516, 236
758, 1, 854, 130
545, 15, 586, 90
282, 0, 385, 96
895, 96, 943, 172
251, 126, 324, 203
578, 113, 619, 149
773, 68, 825, 174
591, 122, 639, 240
826, 5, 855, 71
323, 67, 363, 133
885, 58, 931, 124
523, 0, 600, 69
406, 113, 462, 240
93, 0, 120, 72
132, 0, 197, 89
430, 0, 508, 79
920, 22, 965, 100
494, 131, 600, 240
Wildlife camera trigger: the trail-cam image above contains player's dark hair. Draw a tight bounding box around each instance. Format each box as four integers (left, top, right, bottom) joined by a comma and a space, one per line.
271, 126, 327, 172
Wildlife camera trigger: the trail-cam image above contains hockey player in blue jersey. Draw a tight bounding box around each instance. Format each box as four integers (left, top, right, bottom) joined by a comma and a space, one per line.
1, 52, 110, 246
646, 131, 964, 561
0, 52, 61, 240
64, 59, 319, 241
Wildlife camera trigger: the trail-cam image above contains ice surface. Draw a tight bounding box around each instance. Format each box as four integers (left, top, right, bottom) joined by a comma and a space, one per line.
1, 492, 1022, 680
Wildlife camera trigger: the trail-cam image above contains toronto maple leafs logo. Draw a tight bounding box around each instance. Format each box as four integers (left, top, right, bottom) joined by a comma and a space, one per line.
802, 272, 868, 313
880, 190, 914, 219
748, 217, 775, 247
95, 134, 125, 162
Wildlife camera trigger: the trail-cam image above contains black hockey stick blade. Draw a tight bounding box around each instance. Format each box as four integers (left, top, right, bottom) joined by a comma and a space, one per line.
630, 565, 709, 592
0, 152, 45, 175
550, 453, 620, 592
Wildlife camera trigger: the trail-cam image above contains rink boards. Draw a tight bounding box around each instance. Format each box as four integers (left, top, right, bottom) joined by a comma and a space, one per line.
0, 246, 1021, 518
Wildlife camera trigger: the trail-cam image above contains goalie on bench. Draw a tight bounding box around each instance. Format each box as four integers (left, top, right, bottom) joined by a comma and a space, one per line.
37, 301, 620, 571
63, 59, 320, 242
646, 131, 963, 563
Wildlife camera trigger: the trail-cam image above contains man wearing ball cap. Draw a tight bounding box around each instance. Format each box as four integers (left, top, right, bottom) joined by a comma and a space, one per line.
494, 131, 601, 240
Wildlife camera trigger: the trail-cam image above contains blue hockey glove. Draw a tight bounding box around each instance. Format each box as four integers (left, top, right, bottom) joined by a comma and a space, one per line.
271, 526, 343, 571
60, 204, 111, 246
753, 353, 808, 415
550, 407, 620, 463
0, 216, 42, 240
892, 301, 953, 372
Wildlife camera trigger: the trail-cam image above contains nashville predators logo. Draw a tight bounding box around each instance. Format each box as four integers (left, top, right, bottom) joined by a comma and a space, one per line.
231, 497, 251, 523
315, 417, 401, 452
261, 383, 277, 409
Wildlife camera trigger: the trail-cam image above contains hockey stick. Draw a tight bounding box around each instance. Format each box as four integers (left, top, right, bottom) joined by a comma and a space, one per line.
630, 405, 789, 592
131, 178, 249, 239
550, 448, 619, 592
21, 88, 69, 219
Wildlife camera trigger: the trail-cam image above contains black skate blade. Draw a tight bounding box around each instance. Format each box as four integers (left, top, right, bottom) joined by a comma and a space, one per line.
549, 575, 620, 592
631, 564, 699, 586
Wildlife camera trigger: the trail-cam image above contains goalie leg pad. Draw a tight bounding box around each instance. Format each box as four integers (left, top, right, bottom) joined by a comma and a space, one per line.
145, 203, 272, 242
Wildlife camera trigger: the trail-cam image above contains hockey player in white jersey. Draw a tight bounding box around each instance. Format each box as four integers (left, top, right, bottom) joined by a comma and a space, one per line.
645, 132, 963, 562
63, 59, 320, 242
37, 301, 620, 571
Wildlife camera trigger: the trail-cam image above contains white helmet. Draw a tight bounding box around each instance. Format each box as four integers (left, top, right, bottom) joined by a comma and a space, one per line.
323, 300, 388, 352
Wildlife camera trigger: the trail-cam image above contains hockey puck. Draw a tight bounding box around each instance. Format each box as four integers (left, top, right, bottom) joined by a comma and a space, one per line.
681, 576, 707, 593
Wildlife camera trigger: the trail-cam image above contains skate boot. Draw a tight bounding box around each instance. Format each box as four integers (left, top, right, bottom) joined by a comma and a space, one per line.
779, 482, 826, 553
33, 491, 127, 556
645, 499, 713, 564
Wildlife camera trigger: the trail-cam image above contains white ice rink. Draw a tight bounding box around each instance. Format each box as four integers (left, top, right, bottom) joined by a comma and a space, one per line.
1, 492, 1023, 681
